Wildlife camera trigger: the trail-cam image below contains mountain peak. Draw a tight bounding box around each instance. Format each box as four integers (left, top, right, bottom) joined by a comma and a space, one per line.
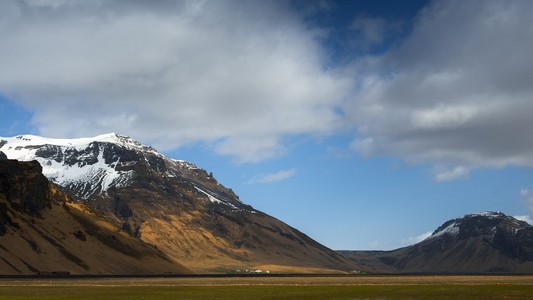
0, 133, 164, 199
0, 133, 219, 203
342, 211, 533, 273
467, 211, 505, 218
1, 133, 157, 154
96, 133, 156, 151
428, 211, 530, 241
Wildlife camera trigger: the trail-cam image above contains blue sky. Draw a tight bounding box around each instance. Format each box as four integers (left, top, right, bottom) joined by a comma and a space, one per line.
2, 0, 533, 250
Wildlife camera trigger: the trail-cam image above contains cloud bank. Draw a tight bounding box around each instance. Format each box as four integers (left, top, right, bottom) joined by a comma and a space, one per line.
514, 215, 533, 226
2, 0, 533, 177
0, 0, 350, 162
400, 231, 432, 246
348, 0, 533, 180
249, 168, 296, 184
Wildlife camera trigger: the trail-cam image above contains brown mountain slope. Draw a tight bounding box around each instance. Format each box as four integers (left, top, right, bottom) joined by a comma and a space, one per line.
1, 134, 358, 273
90, 157, 357, 273
0, 158, 191, 275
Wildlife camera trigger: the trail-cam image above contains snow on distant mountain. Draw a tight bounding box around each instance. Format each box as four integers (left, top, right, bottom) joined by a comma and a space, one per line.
340, 211, 533, 274
426, 211, 529, 241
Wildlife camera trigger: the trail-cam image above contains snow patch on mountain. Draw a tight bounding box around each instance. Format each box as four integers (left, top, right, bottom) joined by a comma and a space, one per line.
194, 186, 238, 210
0, 133, 143, 198
174, 159, 199, 170
428, 222, 460, 239
468, 211, 503, 218
1, 133, 246, 210
44, 149, 134, 199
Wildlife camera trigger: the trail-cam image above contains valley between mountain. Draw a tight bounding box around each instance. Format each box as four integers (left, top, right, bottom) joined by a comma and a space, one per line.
2, 134, 533, 275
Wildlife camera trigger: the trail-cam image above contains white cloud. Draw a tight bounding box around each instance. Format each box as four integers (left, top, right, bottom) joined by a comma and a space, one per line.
514, 215, 533, 226
366, 239, 390, 250
400, 231, 432, 246
520, 188, 533, 220
347, 0, 533, 179
350, 137, 374, 157
249, 168, 296, 184
3, 0, 533, 177
432, 165, 470, 183
411, 104, 478, 130
0, 0, 351, 162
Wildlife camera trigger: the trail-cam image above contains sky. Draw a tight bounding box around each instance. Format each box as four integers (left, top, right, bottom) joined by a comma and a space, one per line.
1, 0, 533, 250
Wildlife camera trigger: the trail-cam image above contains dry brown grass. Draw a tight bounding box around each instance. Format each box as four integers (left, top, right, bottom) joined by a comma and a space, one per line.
1, 275, 532, 287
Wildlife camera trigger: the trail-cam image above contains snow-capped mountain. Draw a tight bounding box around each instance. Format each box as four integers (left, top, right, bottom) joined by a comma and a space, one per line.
1, 133, 356, 273
0, 133, 240, 209
427, 211, 531, 241
340, 211, 533, 273
1, 133, 137, 198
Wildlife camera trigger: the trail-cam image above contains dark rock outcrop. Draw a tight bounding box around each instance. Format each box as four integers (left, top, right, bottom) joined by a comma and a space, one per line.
0, 151, 7, 160
0, 160, 52, 215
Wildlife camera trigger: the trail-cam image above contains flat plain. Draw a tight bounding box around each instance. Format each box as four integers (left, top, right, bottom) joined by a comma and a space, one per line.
1, 275, 533, 299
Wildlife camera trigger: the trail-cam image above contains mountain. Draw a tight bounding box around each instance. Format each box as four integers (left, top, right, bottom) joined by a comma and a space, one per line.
0, 134, 356, 273
0, 155, 191, 275
340, 212, 533, 273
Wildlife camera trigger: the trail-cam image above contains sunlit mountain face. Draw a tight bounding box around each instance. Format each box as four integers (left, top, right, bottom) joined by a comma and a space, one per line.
1, 134, 357, 273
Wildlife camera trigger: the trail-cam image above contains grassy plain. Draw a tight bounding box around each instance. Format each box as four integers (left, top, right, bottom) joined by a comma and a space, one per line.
1, 275, 532, 299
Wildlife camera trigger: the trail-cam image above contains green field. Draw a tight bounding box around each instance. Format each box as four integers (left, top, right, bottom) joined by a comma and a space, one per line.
1, 276, 532, 299
1, 285, 533, 300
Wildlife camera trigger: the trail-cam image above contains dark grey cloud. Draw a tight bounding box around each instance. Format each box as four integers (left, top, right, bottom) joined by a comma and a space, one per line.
347, 0, 533, 180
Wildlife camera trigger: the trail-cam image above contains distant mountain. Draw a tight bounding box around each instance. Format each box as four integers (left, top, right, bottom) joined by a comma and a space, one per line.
0, 156, 190, 275
0, 134, 356, 273
340, 212, 533, 273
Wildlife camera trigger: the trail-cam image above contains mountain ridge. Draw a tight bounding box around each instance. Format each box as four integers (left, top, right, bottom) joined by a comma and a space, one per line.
1, 133, 357, 273
4, 134, 533, 274
340, 211, 533, 273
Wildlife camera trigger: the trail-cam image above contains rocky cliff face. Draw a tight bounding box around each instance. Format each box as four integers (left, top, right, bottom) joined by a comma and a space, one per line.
0, 134, 357, 273
340, 212, 533, 274
0, 159, 52, 217
0, 158, 190, 275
